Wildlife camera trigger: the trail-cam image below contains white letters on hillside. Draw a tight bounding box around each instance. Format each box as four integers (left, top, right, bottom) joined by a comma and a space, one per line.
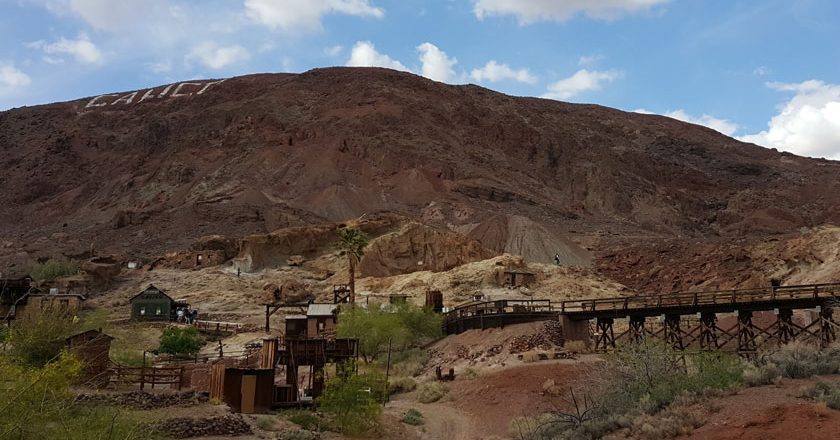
85, 79, 226, 109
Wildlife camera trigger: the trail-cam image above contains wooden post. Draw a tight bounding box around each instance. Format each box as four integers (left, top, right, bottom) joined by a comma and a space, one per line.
151, 367, 156, 389
383, 338, 392, 405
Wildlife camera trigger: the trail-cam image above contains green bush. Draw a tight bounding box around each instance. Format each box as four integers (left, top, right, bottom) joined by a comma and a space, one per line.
799, 381, 840, 410
28, 259, 80, 282
337, 304, 443, 362
761, 341, 840, 378
283, 410, 323, 431
743, 362, 781, 387
388, 376, 417, 394
0, 353, 157, 439
158, 326, 204, 355
317, 367, 385, 436
279, 428, 320, 440
6, 309, 108, 367
416, 382, 448, 403
402, 409, 425, 426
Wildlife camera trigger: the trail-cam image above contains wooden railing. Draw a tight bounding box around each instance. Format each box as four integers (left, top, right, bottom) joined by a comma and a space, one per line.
110, 365, 184, 390
195, 320, 246, 333
443, 299, 555, 323
560, 282, 840, 314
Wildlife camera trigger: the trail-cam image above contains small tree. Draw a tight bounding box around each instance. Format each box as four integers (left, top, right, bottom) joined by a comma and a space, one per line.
336, 228, 368, 305
317, 365, 384, 436
158, 327, 204, 356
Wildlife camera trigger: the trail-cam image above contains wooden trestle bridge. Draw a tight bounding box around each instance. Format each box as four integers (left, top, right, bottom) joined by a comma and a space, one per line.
444, 283, 840, 356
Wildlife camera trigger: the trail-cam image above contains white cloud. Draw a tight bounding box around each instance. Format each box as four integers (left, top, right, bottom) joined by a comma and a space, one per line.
470, 60, 537, 84
38, 0, 169, 32
245, 0, 384, 32
472, 0, 670, 24
739, 80, 840, 159
345, 41, 410, 72
187, 43, 250, 69
753, 65, 771, 76
27, 34, 103, 64
542, 69, 621, 100
634, 108, 738, 136
417, 43, 457, 83
578, 54, 605, 66
0, 64, 32, 88
324, 45, 343, 56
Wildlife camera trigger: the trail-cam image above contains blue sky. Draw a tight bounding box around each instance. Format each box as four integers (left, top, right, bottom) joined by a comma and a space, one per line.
2, 0, 840, 158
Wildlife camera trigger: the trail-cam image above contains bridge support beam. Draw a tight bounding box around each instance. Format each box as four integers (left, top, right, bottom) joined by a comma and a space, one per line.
559, 315, 592, 348
663, 315, 684, 350
699, 312, 719, 349
776, 308, 795, 345
595, 317, 616, 351
820, 307, 837, 347
629, 316, 646, 344
737, 310, 757, 356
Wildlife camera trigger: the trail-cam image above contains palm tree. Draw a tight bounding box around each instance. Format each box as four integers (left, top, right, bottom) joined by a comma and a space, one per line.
337, 228, 369, 305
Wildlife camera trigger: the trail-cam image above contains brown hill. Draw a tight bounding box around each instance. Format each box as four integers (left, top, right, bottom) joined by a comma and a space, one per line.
2, 67, 840, 274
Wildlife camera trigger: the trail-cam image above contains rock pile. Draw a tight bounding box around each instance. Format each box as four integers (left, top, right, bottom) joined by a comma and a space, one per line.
75, 390, 208, 410
154, 415, 252, 439
508, 333, 551, 354
542, 320, 565, 346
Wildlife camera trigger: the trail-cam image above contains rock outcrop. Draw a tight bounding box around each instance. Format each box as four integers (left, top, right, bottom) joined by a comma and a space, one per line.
358, 222, 498, 277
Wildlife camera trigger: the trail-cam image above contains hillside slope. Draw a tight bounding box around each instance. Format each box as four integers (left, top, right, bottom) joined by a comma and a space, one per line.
2, 67, 839, 272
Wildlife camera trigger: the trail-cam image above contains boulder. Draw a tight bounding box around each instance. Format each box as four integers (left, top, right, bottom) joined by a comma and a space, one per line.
358, 222, 498, 277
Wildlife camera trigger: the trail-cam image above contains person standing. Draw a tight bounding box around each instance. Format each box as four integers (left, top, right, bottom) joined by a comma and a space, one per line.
554, 253, 561, 265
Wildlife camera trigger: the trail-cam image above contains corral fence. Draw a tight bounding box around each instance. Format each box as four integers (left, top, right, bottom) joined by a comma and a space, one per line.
110, 365, 184, 390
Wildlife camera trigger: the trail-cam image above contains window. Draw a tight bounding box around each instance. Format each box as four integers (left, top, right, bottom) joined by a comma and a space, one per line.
155, 306, 162, 316
318, 320, 326, 331
140, 306, 146, 316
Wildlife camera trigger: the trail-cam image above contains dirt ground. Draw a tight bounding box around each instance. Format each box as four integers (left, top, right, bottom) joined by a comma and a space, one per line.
682, 377, 840, 440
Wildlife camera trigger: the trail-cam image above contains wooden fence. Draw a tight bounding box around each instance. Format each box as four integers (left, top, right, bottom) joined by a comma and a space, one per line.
110, 365, 184, 390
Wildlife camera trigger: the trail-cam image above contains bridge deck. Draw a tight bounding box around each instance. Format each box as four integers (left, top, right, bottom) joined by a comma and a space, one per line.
560, 283, 840, 320
443, 299, 557, 334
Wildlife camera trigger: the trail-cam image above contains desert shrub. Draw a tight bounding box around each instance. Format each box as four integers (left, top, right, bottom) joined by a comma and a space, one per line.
380, 348, 429, 377
742, 362, 782, 387
317, 368, 384, 436
461, 367, 479, 380
798, 381, 840, 410
279, 428, 320, 440
283, 410, 323, 431
158, 326, 204, 355
255, 415, 280, 431
402, 408, 425, 426
388, 376, 417, 394
0, 353, 156, 439
521, 351, 541, 363
416, 382, 449, 403
337, 304, 442, 361
622, 401, 706, 440
6, 309, 108, 367
564, 340, 589, 354
760, 341, 840, 378
28, 259, 80, 281
684, 351, 743, 392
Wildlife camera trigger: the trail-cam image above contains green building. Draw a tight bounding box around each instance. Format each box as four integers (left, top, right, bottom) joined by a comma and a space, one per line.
129, 285, 186, 321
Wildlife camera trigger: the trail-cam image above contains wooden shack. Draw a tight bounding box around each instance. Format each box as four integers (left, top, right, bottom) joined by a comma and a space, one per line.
1, 277, 33, 319
306, 304, 337, 338
130, 285, 187, 321
66, 329, 113, 386
219, 368, 275, 414
425, 289, 444, 313
284, 315, 308, 339
9, 292, 85, 321
501, 270, 537, 288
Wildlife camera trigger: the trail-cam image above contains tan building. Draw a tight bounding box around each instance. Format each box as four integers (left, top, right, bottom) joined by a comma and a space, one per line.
6, 292, 85, 321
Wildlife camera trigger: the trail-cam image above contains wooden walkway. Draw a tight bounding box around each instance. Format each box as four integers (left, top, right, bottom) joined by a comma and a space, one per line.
443, 299, 558, 335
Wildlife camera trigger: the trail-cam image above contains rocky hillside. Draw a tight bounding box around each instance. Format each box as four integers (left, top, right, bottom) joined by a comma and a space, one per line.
2, 67, 840, 275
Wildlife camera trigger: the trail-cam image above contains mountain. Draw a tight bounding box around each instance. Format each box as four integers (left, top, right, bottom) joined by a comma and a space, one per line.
2, 67, 839, 276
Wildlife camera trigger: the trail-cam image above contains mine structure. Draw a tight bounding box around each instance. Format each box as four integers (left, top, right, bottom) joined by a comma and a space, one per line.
560, 282, 840, 356
442, 282, 840, 358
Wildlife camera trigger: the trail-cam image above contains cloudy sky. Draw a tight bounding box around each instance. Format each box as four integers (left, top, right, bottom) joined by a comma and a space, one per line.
1, 0, 839, 159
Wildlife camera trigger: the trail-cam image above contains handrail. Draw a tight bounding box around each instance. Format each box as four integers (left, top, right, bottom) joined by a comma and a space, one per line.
560, 282, 840, 314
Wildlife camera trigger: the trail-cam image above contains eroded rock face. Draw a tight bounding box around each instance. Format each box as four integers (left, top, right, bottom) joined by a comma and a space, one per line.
358, 222, 498, 277
261, 279, 313, 304
80, 256, 122, 284
190, 235, 238, 259
238, 214, 403, 271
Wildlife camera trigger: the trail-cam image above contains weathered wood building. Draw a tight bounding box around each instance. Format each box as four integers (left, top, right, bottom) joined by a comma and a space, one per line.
66, 329, 113, 386
130, 285, 187, 321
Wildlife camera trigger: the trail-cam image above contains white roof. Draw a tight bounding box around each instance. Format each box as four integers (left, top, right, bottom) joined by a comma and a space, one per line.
307, 303, 338, 317
285, 314, 307, 320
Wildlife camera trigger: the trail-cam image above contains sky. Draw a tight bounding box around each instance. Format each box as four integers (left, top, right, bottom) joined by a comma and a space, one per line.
1, 0, 839, 159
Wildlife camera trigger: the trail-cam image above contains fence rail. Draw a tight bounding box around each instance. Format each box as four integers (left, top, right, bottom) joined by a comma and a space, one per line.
110, 365, 184, 390
560, 282, 840, 315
